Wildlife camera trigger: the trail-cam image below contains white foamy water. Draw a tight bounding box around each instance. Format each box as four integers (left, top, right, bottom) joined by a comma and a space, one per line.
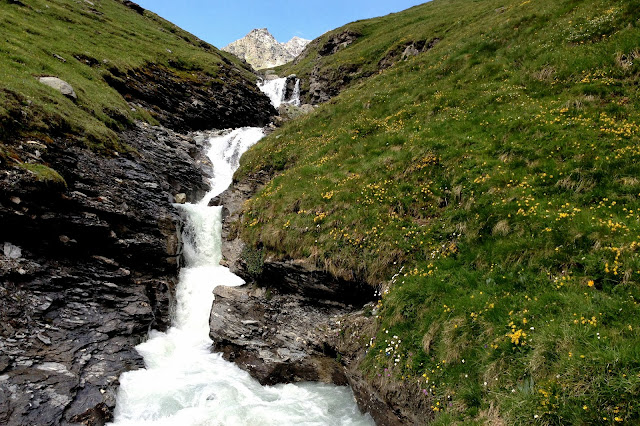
110, 127, 373, 426
258, 77, 300, 108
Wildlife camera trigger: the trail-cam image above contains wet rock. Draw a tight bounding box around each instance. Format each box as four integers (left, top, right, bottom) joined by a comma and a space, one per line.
284, 75, 298, 101
210, 284, 348, 386
38, 77, 77, 100
260, 260, 374, 305
174, 193, 187, 204
209, 278, 421, 424
216, 170, 271, 275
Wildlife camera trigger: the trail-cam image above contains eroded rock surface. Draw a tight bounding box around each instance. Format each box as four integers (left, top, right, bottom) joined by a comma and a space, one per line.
209, 279, 428, 426
0, 122, 213, 425
104, 63, 275, 133
210, 284, 349, 386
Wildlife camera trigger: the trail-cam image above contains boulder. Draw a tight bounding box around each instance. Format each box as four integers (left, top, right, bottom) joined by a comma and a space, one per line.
122, 0, 144, 15
174, 193, 187, 204
38, 77, 77, 100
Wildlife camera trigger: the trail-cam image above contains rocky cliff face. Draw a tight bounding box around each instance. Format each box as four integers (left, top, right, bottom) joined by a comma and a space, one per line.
0, 2, 285, 425
294, 29, 365, 104
0, 122, 217, 425
0, 55, 275, 423
104, 62, 275, 133
223, 29, 310, 70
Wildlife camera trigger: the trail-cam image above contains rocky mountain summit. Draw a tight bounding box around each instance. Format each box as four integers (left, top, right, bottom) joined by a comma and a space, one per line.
223, 28, 310, 70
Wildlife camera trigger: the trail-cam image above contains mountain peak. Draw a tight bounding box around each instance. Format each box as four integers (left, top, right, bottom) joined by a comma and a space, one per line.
248, 28, 271, 37
223, 29, 311, 70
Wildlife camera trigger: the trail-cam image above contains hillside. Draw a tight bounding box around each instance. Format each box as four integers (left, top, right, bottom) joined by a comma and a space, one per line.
0, 0, 272, 159
223, 28, 311, 70
236, 0, 640, 423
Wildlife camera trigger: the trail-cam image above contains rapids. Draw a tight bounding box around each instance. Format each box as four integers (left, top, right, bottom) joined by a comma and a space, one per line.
109, 127, 374, 425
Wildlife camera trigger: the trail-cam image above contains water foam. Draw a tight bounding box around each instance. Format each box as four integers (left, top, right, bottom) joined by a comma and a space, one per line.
258, 77, 301, 108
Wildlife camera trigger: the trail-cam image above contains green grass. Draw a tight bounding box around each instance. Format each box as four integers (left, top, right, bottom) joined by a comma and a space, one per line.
238, 0, 640, 423
0, 0, 255, 153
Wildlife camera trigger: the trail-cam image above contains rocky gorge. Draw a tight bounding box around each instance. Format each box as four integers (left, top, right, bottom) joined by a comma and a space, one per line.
0, 63, 275, 424
0, 123, 208, 424
0, 2, 431, 423
0, 68, 396, 423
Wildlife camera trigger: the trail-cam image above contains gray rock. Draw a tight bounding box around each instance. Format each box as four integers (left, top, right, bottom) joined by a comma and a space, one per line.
174, 193, 187, 204
38, 77, 77, 100
275, 103, 315, 125
210, 283, 349, 386
223, 29, 310, 70
3, 242, 21, 259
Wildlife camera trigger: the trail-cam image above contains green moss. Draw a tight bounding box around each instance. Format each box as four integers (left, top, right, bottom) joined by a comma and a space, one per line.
241, 245, 266, 278
18, 163, 67, 187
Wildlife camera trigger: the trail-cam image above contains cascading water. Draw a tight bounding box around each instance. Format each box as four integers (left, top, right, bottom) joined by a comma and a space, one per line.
258, 77, 300, 108
109, 126, 374, 425
289, 79, 301, 107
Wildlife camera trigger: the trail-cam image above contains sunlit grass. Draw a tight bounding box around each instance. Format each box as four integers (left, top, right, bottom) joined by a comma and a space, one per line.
0, 0, 254, 150
238, 0, 640, 422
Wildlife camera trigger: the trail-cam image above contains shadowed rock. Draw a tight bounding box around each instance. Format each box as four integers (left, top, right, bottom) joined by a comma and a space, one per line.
0, 122, 214, 425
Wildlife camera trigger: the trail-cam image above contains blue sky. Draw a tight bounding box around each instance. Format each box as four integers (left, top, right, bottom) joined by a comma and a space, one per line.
134, 0, 428, 48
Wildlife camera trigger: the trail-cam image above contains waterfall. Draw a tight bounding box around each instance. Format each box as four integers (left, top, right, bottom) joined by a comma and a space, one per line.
258, 77, 301, 108
109, 125, 373, 425
290, 79, 301, 107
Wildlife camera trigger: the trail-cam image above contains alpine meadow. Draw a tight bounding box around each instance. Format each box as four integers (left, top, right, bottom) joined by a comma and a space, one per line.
237, 0, 640, 423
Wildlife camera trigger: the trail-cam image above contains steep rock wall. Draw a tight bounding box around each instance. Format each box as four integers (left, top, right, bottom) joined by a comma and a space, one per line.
0, 123, 212, 425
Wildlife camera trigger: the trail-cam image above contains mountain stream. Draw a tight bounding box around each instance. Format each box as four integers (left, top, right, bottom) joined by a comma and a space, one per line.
109, 82, 373, 425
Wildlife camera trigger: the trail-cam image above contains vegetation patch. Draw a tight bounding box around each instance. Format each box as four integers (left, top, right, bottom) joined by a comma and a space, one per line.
18, 162, 67, 187
241, 245, 266, 278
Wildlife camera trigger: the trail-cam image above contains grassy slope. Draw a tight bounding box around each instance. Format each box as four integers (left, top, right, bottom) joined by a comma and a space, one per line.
0, 0, 254, 153
238, 0, 640, 423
